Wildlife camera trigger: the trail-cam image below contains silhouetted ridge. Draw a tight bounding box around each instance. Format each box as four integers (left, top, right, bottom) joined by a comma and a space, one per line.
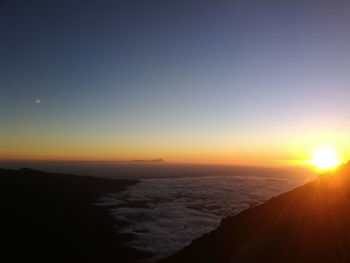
160, 162, 350, 263
0, 168, 152, 263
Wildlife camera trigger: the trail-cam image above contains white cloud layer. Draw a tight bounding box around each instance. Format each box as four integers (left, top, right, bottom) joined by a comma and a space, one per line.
99, 174, 311, 261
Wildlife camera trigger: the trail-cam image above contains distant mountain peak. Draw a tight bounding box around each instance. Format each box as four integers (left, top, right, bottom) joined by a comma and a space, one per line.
132, 158, 164, 163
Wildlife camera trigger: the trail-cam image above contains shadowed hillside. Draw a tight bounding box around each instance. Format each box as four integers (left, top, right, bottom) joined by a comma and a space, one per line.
160, 162, 350, 263
0, 168, 152, 263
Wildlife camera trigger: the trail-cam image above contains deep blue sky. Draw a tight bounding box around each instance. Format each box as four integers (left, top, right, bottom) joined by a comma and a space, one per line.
1, 0, 350, 163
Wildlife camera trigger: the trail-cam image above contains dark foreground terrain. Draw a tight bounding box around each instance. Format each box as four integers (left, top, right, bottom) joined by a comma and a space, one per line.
161, 162, 350, 263
2, 165, 350, 263
0, 168, 151, 263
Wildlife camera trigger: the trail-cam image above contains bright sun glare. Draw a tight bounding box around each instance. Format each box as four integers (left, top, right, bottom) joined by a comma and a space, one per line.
312, 147, 340, 170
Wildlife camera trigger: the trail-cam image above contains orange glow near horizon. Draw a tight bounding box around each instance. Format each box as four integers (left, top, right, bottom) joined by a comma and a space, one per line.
311, 147, 340, 170
1, 129, 349, 167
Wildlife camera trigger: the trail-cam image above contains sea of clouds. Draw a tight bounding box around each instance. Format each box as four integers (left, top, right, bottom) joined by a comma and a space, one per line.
98, 174, 311, 261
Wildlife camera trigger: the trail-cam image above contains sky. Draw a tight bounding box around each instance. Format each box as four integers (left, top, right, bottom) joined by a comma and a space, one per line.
1, 0, 350, 165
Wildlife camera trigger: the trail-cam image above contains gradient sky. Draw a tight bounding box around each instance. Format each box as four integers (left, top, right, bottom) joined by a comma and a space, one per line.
1, 0, 350, 164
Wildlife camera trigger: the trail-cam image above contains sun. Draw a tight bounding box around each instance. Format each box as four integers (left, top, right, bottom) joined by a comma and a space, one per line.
312, 147, 340, 170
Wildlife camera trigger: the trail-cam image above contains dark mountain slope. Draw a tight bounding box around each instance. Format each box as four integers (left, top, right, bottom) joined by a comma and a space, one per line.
0, 168, 151, 263
161, 163, 350, 263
